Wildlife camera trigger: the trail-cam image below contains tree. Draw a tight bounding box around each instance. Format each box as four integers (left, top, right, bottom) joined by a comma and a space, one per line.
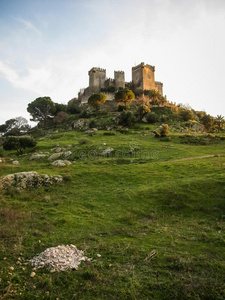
3, 136, 37, 154
27, 97, 56, 125
53, 112, 69, 125
137, 105, 151, 120
115, 89, 135, 109
118, 111, 136, 127
146, 112, 159, 123
144, 89, 161, 105
200, 114, 214, 132
88, 93, 106, 110
0, 117, 30, 136
179, 109, 194, 121
214, 115, 225, 132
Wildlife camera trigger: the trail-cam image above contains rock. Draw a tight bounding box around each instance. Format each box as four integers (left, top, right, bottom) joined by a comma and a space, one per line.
51, 160, 72, 167
12, 161, 19, 165
92, 128, 98, 132
0, 159, 3, 163
48, 153, 63, 160
63, 151, 72, 158
29, 244, 91, 272
102, 143, 107, 146
101, 147, 114, 156
30, 272, 36, 277
29, 154, 48, 160
0, 171, 63, 190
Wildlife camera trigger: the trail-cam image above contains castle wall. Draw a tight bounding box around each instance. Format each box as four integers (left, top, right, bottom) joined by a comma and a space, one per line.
155, 81, 163, 95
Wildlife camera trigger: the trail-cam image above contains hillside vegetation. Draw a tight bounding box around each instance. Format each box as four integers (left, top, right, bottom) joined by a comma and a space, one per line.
0, 103, 225, 299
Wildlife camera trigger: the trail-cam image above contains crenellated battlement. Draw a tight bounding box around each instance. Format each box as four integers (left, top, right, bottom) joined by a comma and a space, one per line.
114, 70, 124, 74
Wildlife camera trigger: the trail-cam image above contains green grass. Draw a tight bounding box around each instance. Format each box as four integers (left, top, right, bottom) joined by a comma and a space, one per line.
0, 128, 225, 299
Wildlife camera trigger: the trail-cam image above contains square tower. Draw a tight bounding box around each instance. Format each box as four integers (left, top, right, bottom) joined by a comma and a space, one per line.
114, 71, 125, 90
132, 62, 156, 92
88, 67, 106, 93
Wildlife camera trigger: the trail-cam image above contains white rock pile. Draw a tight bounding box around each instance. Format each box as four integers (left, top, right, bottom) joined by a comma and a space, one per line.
0, 171, 63, 190
29, 245, 91, 272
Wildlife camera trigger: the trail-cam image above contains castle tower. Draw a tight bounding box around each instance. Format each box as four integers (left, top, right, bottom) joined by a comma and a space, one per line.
132, 62, 157, 92
88, 67, 106, 93
114, 71, 125, 90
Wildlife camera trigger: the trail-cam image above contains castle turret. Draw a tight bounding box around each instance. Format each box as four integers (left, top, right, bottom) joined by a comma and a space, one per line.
88, 67, 106, 93
114, 71, 125, 90
132, 62, 156, 92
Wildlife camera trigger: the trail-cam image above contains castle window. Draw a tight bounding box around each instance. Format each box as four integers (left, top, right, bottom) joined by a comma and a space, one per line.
136, 75, 139, 80
148, 75, 151, 79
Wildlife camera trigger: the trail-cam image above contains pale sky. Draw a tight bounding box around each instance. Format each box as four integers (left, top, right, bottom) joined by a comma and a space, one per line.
0, 0, 225, 125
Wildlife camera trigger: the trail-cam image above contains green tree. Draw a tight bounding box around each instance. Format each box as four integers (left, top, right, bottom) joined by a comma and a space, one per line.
179, 109, 194, 121
118, 111, 136, 127
27, 97, 56, 125
88, 93, 106, 110
0, 117, 30, 136
3, 136, 37, 154
200, 114, 214, 132
137, 105, 151, 120
146, 112, 159, 123
214, 115, 225, 132
115, 89, 135, 109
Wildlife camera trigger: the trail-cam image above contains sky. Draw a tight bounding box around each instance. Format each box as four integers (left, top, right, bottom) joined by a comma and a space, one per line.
0, 0, 225, 125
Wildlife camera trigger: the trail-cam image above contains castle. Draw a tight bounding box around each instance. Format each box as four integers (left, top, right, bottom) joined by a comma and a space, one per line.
78, 62, 163, 104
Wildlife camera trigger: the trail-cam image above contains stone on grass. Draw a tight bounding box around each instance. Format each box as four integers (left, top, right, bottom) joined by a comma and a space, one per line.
29, 154, 48, 160
101, 147, 114, 156
51, 160, 72, 167
63, 151, 72, 158
0, 171, 63, 190
48, 153, 63, 160
29, 244, 91, 272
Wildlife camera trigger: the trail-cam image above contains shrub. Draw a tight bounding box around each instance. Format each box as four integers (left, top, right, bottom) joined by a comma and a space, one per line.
137, 105, 151, 120
146, 112, 159, 123
160, 115, 169, 122
118, 105, 126, 112
89, 120, 97, 129
159, 124, 169, 137
3, 136, 37, 154
53, 111, 69, 125
179, 110, 194, 121
118, 111, 136, 127
79, 110, 90, 119
78, 138, 90, 145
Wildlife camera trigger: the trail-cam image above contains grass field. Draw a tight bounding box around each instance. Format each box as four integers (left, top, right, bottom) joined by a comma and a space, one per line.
0, 127, 225, 299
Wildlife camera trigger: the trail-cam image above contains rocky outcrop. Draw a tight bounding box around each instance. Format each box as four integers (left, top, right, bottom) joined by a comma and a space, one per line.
0, 171, 63, 190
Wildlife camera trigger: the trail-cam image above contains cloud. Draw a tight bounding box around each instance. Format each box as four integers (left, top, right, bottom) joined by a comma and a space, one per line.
13, 17, 42, 37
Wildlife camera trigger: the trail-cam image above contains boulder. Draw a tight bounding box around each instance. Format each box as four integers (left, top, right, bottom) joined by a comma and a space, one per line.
30, 154, 48, 160
101, 147, 114, 156
48, 153, 63, 160
51, 160, 72, 167
63, 151, 72, 158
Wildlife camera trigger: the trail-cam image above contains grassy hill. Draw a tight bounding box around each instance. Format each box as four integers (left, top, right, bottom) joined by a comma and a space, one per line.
0, 124, 225, 299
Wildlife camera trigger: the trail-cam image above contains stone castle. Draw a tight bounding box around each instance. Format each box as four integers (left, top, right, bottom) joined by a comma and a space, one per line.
78, 62, 163, 104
